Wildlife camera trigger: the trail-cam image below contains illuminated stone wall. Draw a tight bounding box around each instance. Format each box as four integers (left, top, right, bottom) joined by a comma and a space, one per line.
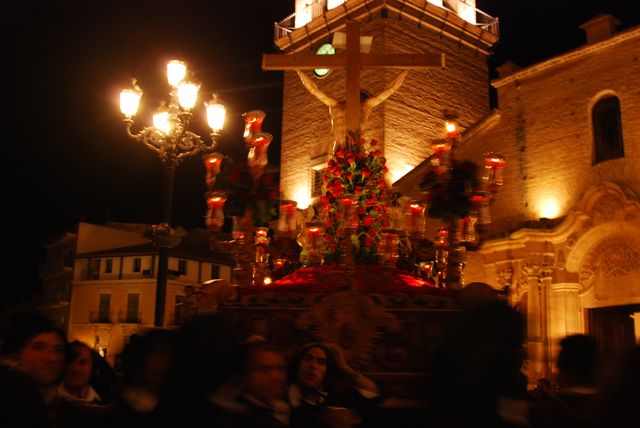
457, 28, 640, 234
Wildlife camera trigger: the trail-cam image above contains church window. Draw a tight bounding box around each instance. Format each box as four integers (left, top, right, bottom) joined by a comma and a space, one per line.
592, 95, 624, 164
311, 168, 326, 198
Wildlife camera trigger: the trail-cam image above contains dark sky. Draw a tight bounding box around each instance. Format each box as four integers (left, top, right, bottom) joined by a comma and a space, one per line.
3, 0, 638, 301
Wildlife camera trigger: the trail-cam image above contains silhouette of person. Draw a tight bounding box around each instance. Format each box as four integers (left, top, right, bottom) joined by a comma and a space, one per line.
530, 334, 601, 428
296, 70, 409, 151
428, 300, 529, 427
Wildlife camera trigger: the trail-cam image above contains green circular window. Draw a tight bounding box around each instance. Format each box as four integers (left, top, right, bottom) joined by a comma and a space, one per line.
313, 43, 336, 78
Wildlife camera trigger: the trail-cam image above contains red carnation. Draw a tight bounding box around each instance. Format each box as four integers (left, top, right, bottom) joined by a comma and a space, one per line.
363, 235, 374, 247
362, 216, 374, 227
370, 139, 378, 147
336, 150, 344, 158
362, 169, 370, 178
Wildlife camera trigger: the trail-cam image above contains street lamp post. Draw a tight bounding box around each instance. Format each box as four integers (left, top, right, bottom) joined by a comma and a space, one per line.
119, 60, 226, 327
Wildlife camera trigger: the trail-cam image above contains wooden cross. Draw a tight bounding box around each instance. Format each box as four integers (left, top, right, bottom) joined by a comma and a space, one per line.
262, 20, 445, 134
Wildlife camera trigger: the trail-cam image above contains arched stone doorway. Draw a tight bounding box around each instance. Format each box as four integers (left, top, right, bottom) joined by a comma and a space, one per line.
477, 182, 640, 383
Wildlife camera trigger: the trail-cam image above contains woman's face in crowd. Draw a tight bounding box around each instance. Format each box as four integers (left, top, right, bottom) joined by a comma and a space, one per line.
297, 346, 328, 391
19, 332, 66, 386
64, 346, 93, 391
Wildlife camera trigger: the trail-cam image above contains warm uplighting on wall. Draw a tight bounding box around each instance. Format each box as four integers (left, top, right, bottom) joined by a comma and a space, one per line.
292, 185, 311, 209
389, 163, 414, 183
537, 197, 562, 219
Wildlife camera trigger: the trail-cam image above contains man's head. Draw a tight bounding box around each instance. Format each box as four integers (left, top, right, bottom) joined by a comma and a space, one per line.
1, 312, 67, 387
241, 341, 287, 406
296, 345, 329, 392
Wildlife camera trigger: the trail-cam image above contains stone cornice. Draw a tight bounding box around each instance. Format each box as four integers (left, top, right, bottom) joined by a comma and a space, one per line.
493, 26, 640, 88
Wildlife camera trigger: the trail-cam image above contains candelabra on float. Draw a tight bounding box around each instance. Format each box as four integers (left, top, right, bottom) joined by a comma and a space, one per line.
201, 109, 277, 287
119, 59, 226, 327
416, 112, 506, 288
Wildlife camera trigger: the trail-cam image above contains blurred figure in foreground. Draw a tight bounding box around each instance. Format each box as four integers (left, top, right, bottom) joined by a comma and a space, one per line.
238, 339, 290, 427
158, 312, 243, 428
0, 311, 67, 427
530, 334, 601, 427
428, 300, 529, 427
106, 328, 176, 428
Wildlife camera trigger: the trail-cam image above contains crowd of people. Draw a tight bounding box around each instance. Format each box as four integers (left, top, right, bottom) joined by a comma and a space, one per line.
0, 304, 638, 428
0, 311, 382, 428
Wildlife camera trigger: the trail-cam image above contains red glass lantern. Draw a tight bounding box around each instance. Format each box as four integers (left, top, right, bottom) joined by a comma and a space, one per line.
406, 200, 426, 235
243, 110, 266, 143
205, 191, 227, 232
380, 228, 401, 267
254, 227, 270, 264
247, 132, 272, 179
471, 190, 492, 225
203, 152, 223, 191
277, 200, 298, 236
461, 215, 478, 243
337, 194, 359, 230
430, 139, 452, 176
483, 152, 506, 188
300, 221, 326, 267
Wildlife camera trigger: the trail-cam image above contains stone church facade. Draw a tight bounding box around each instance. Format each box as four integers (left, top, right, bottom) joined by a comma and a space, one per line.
277, 1, 639, 383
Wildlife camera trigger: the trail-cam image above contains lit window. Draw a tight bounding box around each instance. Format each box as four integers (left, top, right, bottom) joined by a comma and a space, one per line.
593, 95, 624, 164
312, 168, 326, 197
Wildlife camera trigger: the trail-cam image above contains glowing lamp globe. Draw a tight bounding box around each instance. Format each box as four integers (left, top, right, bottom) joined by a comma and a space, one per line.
167, 60, 187, 87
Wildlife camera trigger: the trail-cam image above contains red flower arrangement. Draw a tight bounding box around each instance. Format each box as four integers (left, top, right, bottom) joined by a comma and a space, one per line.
320, 134, 389, 264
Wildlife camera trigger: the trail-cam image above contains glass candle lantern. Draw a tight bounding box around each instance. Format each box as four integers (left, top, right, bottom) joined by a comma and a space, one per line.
418, 260, 435, 282
483, 152, 506, 188
203, 152, 223, 191
430, 139, 452, 176
273, 258, 287, 269
380, 228, 401, 267
205, 191, 227, 232
406, 200, 426, 235
247, 132, 272, 178
277, 200, 298, 236
337, 194, 359, 230
461, 215, 478, 243
254, 227, 270, 264
243, 110, 266, 142
300, 221, 326, 267
231, 216, 246, 244
470, 191, 491, 225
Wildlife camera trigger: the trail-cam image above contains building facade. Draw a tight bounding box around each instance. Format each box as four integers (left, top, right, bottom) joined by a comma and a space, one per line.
39, 222, 233, 365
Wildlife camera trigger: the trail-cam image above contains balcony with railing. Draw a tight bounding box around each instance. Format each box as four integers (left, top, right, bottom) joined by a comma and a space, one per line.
274, 0, 499, 41
118, 310, 142, 324
89, 310, 112, 324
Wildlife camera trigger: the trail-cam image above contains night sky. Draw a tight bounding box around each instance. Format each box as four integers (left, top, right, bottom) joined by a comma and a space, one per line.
4, 0, 638, 302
